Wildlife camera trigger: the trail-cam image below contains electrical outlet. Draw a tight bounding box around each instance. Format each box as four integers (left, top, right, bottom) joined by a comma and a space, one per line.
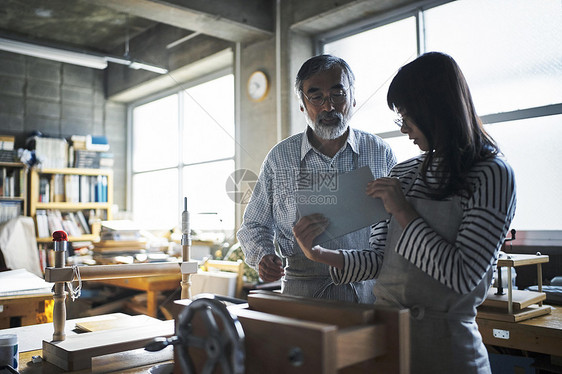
493, 328, 510, 339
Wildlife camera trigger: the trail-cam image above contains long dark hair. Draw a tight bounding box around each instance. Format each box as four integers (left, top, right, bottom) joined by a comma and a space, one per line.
387, 52, 499, 198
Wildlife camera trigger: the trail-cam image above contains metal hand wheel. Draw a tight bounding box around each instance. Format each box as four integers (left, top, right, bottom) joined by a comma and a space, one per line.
146, 295, 245, 374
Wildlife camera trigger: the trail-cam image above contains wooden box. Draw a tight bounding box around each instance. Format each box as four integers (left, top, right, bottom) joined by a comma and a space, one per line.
173, 291, 410, 374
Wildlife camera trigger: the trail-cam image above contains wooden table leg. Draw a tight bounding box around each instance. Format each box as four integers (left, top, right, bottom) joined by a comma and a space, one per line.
147, 291, 158, 318
537, 263, 543, 307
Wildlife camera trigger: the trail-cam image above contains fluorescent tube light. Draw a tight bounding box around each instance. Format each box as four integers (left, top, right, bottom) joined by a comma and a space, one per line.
106, 56, 168, 74
129, 61, 168, 75
0, 37, 108, 69
0, 37, 168, 74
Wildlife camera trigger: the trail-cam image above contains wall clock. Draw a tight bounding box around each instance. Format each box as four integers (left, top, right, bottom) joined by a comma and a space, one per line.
247, 70, 269, 102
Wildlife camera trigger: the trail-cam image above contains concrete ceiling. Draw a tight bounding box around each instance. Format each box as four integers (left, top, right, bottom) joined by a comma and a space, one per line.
0, 0, 423, 102
0, 0, 275, 56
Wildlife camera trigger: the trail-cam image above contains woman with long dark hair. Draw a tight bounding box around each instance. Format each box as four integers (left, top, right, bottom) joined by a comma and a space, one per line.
293, 52, 516, 373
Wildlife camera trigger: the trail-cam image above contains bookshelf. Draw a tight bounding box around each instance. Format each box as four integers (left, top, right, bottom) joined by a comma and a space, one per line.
29, 167, 113, 243
0, 161, 27, 224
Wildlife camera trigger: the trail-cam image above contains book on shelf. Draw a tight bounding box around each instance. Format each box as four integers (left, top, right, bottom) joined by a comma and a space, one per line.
52, 174, 65, 202
35, 209, 49, 238
70, 135, 87, 150
61, 212, 82, 237
75, 210, 91, 234
39, 175, 50, 202
0, 135, 15, 151
28, 136, 68, 169
0, 135, 15, 162
70, 134, 114, 169
86, 135, 110, 152
0, 166, 24, 198
0, 150, 15, 162
79, 175, 89, 202
74, 150, 101, 168
99, 152, 114, 169
37, 173, 108, 203
0, 200, 22, 224
46, 210, 64, 234
64, 174, 80, 203
94, 175, 108, 202
36, 209, 94, 238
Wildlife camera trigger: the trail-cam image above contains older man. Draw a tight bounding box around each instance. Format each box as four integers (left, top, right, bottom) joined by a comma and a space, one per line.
237, 54, 396, 303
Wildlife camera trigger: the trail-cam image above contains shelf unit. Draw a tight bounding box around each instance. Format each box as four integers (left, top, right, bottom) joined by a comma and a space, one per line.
0, 161, 28, 223
29, 167, 113, 243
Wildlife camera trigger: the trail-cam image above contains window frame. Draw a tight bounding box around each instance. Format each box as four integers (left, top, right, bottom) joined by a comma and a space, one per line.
317, 0, 562, 245
127, 67, 235, 228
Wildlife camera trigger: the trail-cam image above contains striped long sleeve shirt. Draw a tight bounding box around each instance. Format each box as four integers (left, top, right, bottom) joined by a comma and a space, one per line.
330, 155, 517, 295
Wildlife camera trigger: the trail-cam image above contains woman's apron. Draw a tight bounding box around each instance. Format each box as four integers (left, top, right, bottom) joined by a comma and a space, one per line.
281, 150, 376, 304
374, 170, 492, 373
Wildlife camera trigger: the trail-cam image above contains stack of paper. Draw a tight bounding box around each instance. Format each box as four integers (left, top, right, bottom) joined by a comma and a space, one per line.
0, 269, 53, 297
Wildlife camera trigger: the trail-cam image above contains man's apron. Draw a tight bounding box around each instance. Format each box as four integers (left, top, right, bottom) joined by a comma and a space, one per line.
373, 170, 492, 373
281, 150, 376, 304
282, 230, 376, 303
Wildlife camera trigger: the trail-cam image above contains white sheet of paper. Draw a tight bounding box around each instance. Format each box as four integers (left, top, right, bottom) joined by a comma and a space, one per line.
296, 166, 390, 244
0, 268, 53, 296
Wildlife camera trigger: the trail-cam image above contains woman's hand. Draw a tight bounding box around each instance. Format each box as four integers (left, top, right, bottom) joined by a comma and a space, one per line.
366, 177, 419, 228
292, 214, 344, 269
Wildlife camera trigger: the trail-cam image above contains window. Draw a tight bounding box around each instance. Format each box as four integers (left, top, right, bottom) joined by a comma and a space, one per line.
131, 74, 235, 240
325, 17, 418, 135
322, 0, 562, 232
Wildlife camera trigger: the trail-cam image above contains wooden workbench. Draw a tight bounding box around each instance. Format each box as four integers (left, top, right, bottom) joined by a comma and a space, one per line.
94, 274, 182, 318
0, 292, 53, 328
0, 313, 173, 373
477, 305, 562, 357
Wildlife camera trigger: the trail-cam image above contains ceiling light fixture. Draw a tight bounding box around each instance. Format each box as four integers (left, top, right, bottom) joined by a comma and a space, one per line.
105, 56, 169, 75
0, 37, 168, 74
0, 37, 107, 69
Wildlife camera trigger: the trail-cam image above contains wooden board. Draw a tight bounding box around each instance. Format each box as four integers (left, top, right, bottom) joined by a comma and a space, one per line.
497, 254, 549, 267
0, 313, 134, 353
74, 313, 158, 332
42, 318, 174, 371
482, 288, 547, 310
336, 325, 385, 369
477, 304, 552, 322
91, 346, 173, 373
246, 291, 376, 328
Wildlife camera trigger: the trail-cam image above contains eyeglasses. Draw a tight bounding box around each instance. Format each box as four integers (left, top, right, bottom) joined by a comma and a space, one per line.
301, 89, 348, 107
393, 110, 411, 131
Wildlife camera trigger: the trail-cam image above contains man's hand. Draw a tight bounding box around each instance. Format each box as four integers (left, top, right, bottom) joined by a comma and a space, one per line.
259, 254, 284, 282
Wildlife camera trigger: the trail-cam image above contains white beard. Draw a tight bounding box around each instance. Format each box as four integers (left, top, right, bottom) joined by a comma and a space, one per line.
306, 109, 351, 140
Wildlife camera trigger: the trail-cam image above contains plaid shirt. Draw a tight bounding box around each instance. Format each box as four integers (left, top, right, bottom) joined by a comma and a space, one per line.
237, 127, 396, 270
